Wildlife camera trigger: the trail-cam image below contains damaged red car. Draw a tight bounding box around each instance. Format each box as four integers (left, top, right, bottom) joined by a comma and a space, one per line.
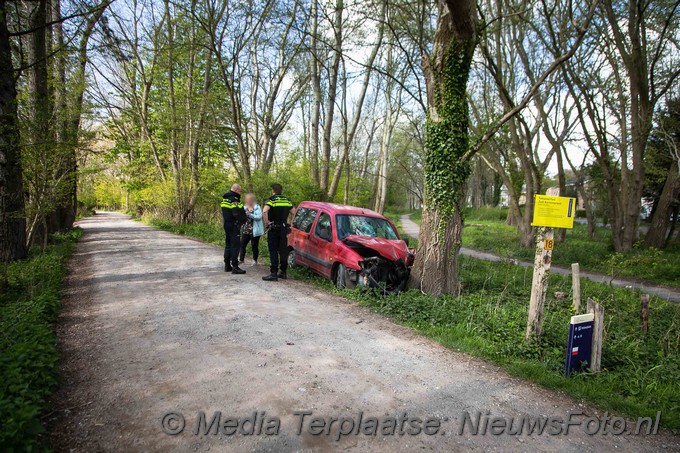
287, 202, 416, 293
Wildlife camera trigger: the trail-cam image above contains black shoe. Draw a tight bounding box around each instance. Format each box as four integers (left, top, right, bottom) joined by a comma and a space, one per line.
277, 272, 287, 279
262, 273, 278, 281
225, 264, 232, 272
232, 266, 246, 275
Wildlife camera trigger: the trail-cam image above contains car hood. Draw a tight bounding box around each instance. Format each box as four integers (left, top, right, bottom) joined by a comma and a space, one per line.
343, 235, 409, 261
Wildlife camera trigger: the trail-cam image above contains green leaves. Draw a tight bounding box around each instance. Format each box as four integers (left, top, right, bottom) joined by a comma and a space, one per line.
326, 255, 680, 430
0, 229, 81, 449
423, 43, 474, 224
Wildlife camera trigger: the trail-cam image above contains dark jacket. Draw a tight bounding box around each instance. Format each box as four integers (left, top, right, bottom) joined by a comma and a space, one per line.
265, 194, 293, 223
221, 191, 247, 225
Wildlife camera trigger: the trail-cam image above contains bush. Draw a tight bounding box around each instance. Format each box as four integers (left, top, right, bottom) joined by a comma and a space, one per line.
0, 229, 82, 450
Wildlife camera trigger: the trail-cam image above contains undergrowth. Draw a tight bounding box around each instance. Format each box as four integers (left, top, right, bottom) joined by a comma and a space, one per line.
0, 229, 82, 450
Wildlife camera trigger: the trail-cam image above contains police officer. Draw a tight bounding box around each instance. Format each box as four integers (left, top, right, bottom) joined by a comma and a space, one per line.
262, 183, 293, 281
221, 183, 247, 274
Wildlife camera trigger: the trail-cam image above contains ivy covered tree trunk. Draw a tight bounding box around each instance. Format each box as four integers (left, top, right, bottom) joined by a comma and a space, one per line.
409, 0, 476, 296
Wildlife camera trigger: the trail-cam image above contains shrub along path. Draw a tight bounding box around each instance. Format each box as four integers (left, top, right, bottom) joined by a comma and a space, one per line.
400, 215, 680, 303
49, 212, 678, 451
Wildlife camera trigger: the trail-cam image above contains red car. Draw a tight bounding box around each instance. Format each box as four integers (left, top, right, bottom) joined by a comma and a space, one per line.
287, 202, 416, 293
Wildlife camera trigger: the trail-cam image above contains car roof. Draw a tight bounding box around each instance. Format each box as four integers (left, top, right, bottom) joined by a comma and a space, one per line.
297, 201, 388, 219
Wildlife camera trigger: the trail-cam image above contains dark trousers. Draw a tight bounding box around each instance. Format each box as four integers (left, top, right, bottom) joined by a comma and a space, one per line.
267, 226, 289, 274
223, 222, 240, 267
239, 234, 260, 262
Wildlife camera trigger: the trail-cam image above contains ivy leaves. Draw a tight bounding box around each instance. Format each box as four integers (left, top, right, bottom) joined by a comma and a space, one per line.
423, 43, 474, 223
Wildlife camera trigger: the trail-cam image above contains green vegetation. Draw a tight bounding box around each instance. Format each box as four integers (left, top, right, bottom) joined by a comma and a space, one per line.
459, 208, 680, 287
294, 259, 680, 431
0, 229, 82, 449
145, 218, 680, 430
408, 209, 422, 225
400, 207, 679, 287
145, 217, 272, 261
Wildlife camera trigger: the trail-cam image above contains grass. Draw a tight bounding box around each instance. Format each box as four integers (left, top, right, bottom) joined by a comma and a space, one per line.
293, 259, 680, 431
0, 229, 82, 450
144, 215, 680, 431
395, 207, 680, 288
462, 218, 680, 288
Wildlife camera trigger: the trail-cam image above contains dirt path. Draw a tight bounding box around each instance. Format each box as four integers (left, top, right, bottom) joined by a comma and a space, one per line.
49, 212, 678, 452
400, 214, 680, 303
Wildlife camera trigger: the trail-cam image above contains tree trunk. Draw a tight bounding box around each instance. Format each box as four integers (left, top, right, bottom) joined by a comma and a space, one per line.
492, 172, 502, 207
555, 149, 567, 242
0, 0, 28, 262
319, 0, 343, 199
164, 0, 183, 222
373, 44, 397, 214
308, 0, 321, 185
27, 0, 51, 246
667, 205, 679, 244
374, 114, 391, 213
645, 161, 679, 248
51, 0, 76, 231
410, 0, 476, 296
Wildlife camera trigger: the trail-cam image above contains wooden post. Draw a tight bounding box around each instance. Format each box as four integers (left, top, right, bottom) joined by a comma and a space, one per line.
587, 297, 604, 373
571, 263, 581, 313
526, 227, 554, 340
641, 294, 650, 334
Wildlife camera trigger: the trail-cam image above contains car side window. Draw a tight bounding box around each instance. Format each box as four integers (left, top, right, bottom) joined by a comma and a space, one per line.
293, 208, 317, 233
314, 212, 332, 241
292, 207, 308, 230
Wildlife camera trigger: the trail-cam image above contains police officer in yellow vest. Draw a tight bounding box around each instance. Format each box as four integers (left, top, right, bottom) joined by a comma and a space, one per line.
221, 183, 247, 274
262, 183, 294, 281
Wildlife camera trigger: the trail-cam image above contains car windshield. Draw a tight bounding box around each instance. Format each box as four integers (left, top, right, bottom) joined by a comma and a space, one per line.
336, 215, 398, 241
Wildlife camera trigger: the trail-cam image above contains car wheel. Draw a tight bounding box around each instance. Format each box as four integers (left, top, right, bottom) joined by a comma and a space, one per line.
287, 248, 297, 268
335, 263, 347, 289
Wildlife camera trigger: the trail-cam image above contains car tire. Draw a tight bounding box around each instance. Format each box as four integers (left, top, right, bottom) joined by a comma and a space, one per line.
287, 248, 297, 268
335, 263, 347, 289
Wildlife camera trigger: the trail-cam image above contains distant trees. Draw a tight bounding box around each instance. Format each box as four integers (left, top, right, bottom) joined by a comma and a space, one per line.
2, 0, 678, 270
552, 0, 680, 251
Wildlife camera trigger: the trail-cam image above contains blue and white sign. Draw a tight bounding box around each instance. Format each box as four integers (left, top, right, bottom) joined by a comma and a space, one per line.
564, 313, 594, 376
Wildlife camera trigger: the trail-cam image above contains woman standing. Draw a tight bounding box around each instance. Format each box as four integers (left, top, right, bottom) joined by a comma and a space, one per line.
239, 193, 264, 265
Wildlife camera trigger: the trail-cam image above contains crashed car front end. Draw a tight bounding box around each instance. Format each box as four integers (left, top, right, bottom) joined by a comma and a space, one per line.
343, 236, 415, 294
357, 256, 410, 293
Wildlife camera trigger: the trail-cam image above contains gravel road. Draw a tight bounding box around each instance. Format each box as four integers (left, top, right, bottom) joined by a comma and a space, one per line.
48, 212, 679, 452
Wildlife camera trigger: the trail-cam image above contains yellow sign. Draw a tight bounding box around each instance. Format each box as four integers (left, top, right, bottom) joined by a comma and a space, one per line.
544, 238, 554, 250
531, 194, 576, 229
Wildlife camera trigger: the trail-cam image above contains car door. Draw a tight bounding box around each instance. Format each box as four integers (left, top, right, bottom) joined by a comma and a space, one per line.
290, 207, 317, 268
306, 211, 334, 278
